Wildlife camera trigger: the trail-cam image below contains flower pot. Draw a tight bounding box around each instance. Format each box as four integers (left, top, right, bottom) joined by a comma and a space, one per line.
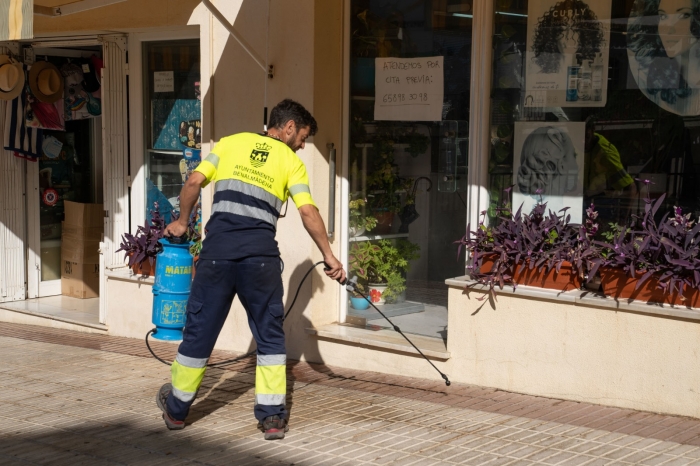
514, 261, 582, 292
350, 296, 370, 310
599, 267, 700, 307
349, 226, 366, 237
373, 211, 393, 234
478, 254, 581, 292
368, 283, 388, 305
131, 257, 156, 277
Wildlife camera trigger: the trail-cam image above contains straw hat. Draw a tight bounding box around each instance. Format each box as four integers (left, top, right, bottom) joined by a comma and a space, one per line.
29, 61, 63, 104
0, 55, 25, 101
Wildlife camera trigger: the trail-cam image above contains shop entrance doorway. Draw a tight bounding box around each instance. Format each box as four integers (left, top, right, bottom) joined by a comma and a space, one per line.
1, 35, 129, 330
25, 46, 104, 300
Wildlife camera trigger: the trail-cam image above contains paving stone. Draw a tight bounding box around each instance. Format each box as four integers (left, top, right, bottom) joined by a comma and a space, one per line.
1, 324, 699, 466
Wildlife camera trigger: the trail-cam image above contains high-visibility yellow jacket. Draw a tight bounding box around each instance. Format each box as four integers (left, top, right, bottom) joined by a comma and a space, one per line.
195, 132, 316, 259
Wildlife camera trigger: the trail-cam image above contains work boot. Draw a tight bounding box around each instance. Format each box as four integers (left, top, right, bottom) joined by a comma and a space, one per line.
156, 383, 185, 430
261, 415, 289, 440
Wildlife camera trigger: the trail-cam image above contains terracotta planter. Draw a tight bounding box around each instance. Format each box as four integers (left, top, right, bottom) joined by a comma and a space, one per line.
478, 254, 581, 292
131, 257, 156, 277
373, 211, 393, 234
599, 267, 700, 307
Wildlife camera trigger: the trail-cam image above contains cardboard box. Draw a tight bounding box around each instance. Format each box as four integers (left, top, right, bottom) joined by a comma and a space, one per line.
62, 222, 103, 241
64, 201, 103, 228
61, 235, 100, 264
61, 260, 99, 299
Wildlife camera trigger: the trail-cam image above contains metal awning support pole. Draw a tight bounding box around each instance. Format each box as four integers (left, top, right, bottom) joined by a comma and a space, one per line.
200, 0, 267, 74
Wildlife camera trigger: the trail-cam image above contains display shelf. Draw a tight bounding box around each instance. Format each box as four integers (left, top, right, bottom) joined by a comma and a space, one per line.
349, 233, 409, 242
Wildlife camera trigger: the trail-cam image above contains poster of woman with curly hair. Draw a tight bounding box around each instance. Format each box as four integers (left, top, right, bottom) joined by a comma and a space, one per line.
525, 0, 611, 108
513, 122, 586, 222
628, 0, 700, 116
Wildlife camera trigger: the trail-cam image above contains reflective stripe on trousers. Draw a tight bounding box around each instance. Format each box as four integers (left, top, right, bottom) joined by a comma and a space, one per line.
171, 353, 208, 403
255, 354, 286, 407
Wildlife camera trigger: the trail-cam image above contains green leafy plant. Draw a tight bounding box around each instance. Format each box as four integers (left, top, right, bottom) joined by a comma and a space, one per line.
349, 239, 420, 302
349, 198, 377, 236
348, 241, 376, 297
401, 130, 430, 158
371, 240, 420, 301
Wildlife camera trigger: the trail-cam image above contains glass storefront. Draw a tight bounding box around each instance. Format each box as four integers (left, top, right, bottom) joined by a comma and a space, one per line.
490, 0, 700, 234
348, 0, 473, 340
144, 40, 201, 224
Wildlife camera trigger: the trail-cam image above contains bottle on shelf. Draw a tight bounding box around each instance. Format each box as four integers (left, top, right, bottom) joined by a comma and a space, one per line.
592, 52, 603, 102
566, 53, 580, 102
578, 59, 592, 101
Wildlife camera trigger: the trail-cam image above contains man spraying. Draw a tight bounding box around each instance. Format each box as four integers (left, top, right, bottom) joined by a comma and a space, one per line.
157, 99, 346, 440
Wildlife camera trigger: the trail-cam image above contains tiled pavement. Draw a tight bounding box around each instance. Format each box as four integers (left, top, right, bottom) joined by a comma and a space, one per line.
1, 322, 700, 465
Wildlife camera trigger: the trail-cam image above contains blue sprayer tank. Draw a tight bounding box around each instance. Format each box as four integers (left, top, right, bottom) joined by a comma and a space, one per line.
151, 237, 193, 341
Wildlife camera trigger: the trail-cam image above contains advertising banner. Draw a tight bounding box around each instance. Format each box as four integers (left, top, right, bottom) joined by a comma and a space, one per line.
524, 0, 612, 108
512, 122, 586, 223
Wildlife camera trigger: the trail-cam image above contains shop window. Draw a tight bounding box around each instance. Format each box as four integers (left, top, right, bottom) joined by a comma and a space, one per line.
489, 0, 700, 239
143, 40, 201, 226
347, 0, 473, 341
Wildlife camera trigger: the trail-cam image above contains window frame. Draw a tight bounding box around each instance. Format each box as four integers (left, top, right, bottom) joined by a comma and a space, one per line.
339, 0, 494, 325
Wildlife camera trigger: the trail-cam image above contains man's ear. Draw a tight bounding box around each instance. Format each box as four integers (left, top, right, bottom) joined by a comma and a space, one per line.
284, 120, 296, 136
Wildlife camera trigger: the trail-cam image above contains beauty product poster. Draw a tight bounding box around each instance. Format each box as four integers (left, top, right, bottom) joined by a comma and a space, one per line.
524, 0, 612, 108
512, 122, 586, 223
627, 1, 700, 116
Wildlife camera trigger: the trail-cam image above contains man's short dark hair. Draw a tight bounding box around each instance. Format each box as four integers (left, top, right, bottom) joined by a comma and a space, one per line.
269, 99, 318, 136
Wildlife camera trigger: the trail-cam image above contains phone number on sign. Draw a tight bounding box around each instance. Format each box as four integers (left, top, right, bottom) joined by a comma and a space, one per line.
382, 93, 429, 103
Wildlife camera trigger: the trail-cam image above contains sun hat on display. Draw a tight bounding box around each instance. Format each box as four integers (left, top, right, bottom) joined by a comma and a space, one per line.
29, 61, 64, 103
0, 55, 25, 101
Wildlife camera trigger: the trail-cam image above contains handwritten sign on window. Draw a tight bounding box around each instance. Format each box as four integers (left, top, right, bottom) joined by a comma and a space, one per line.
374, 57, 444, 121
154, 71, 174, 93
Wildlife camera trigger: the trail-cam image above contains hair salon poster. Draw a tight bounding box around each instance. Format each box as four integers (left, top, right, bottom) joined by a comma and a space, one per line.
524, 0, 612, 108
512, 122, 585, 223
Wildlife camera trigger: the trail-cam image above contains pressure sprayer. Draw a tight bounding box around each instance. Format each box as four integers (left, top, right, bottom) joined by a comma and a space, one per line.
150, 236, 193, 341
146, 261, 450, 386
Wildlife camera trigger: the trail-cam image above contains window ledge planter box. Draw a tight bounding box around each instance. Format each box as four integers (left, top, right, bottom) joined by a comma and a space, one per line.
599, 266, 700, 308
479, 255, 582, 292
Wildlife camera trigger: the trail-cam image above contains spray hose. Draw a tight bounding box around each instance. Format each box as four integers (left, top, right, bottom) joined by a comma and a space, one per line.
146, 261, 450, 385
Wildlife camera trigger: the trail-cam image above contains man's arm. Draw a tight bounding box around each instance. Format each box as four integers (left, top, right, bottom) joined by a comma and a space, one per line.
163, 172, 206, 237
298, 204, 346, 283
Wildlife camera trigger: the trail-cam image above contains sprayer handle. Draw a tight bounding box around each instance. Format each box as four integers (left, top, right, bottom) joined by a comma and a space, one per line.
166, 234, 188, 245
324, 262, 347, 285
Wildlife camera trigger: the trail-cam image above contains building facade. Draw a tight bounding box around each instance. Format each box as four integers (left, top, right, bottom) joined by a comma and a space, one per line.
1, 0, 699, 419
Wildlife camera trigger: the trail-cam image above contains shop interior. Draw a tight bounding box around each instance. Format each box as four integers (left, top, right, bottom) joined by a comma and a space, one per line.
347, 0, 473, 341
0, 45, 104, 325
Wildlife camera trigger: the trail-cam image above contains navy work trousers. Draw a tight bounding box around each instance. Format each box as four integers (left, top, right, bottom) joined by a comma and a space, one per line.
165, 256, 286, 422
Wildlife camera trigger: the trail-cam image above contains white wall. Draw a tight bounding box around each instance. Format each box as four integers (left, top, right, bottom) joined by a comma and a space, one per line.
446, 285, 700, 419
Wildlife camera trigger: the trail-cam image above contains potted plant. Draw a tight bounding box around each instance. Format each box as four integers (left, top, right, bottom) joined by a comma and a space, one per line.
349, 197, 377, 237
117, 204, 201, 277
348, 241, 373, 310
117, 207, 166, 276
456, 188, 601, 301
596, 182, 700, 307
351, 239, 419, 305
365, 138, 417, 235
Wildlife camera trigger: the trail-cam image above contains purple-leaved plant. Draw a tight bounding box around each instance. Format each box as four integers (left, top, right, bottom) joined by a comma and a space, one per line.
597, 180, 700, 300
455, 188, 602, 302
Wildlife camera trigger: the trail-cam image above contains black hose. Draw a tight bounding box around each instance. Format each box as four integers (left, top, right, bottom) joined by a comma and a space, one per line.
348, 285, 451, 386
146, 260, 451, 386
